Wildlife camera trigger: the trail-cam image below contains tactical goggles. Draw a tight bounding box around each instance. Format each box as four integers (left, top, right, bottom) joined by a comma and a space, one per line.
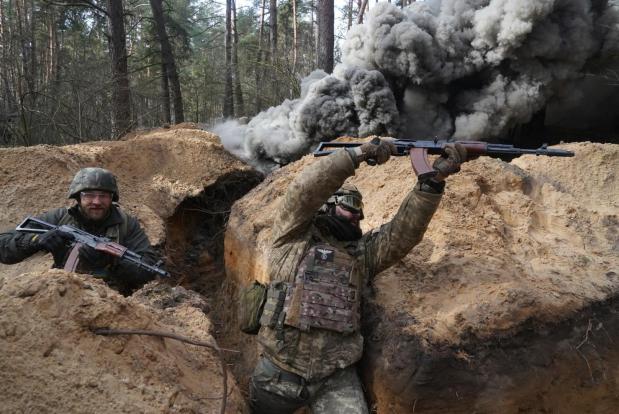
335, 194, 363, 213
80, 191, 112, 201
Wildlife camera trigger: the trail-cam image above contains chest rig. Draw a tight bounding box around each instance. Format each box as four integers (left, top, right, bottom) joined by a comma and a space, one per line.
282, 243, 360, 334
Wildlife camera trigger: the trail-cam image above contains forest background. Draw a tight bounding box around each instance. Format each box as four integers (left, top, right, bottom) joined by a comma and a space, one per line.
0, 0, 400, 146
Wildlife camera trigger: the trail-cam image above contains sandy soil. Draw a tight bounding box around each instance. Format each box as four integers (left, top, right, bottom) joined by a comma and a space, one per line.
0, 270, 246, 413
0, 128, 258, 413
363, 142, 617, 345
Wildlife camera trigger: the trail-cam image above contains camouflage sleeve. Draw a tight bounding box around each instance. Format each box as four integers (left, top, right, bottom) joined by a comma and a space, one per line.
110, 215, 160, 289
271, 149, 356, 247
0, 208, 67, 264
361, 187, 442, 276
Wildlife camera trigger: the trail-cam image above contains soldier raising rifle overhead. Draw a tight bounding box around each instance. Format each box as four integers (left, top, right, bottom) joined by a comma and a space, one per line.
243, 138, 467, 413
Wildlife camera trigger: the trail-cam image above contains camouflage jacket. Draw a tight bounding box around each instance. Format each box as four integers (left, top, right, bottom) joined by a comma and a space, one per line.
257, 149, 443, 381
0, 205, 159, 293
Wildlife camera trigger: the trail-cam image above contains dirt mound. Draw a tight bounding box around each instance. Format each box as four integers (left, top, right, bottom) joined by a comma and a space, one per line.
0, 128, 258, 279
0, 270, 246, 413
0, 128, 252, 237
0, 129, 262, 412
364, 142, 617, 345
224, 141, 619, 413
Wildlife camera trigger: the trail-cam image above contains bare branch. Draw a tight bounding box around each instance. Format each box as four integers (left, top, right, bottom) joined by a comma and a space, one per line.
42, 0, 109, 17
93, 327, 238, 414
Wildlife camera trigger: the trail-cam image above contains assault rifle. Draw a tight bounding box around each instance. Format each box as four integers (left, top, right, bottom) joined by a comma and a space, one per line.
16, 216, 169, 278
314, 139, 574, 178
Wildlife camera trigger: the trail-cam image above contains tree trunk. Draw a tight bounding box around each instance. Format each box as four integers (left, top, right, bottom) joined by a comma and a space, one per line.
232, 0, 244, 117
269, 0, 277, 64
269, 0, 279, 101
149, 0, 184, 123
357, 0, 368, 24
223, 0, 234, 118
160, 62, 171, 124
254, 0, 266, 114
27, 0, 36, 99
14, 0, 31, 145
292, 0, 298, 72
1, 0, 18, 122
44, 7, 56, 85
347, 0, 353, 30
317, 0, 334, 73
0, 0, 12, 145
311, 0, 316, 70
0, 0, 9, 112
106, 0, 132, 138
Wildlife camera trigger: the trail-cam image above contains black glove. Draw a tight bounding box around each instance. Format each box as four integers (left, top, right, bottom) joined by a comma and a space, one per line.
357, 137, 397, 165
36, 229, 74, 255
432, 143, 467, 179
78, 244, 113, 269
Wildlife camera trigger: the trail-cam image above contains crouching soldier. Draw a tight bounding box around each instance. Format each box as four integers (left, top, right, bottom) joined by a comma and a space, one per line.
249, 138, 466, 413
0, 167, 162, 294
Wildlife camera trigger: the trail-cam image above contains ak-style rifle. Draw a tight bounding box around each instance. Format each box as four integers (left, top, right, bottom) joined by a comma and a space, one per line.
314, 139, 574, 178
16, 217, 169, 277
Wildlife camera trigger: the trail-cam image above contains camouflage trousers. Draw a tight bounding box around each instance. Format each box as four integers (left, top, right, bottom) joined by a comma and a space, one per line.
249, 357, 369, 414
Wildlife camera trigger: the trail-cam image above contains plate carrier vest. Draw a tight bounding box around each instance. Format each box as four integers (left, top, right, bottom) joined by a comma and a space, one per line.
281, 243, 361, 334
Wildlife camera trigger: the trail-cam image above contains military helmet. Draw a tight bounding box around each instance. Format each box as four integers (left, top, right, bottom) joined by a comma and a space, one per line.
68, 167, 119, 201
329, 183, 363, 213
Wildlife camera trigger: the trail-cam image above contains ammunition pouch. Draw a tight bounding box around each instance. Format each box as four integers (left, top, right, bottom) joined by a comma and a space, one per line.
259, 282, 288, 331
238, 280, 268, 334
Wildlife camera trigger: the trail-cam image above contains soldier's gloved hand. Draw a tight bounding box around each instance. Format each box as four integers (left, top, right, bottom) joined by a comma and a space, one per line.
357, 137, 397, 166
36, 229, 74, 254
79, 245, 112, 269
432, 143, 467, 180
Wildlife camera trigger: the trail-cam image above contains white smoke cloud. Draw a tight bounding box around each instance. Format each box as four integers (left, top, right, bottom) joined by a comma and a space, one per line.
215, 0, 619, 165
213, 119, 248, 159
453, 74, 545, 139
216, 67, 399, 170
401, 86, 453, 139
344, 67, 401, 136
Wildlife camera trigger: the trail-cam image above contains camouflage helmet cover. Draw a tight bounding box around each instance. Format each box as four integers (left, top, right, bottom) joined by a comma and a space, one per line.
68, 167, 119, 201
335, 183, 362, 200
325, 183, 363, 213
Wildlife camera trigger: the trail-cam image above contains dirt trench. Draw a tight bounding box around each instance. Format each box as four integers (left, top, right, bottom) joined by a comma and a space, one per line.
3, 134, 616, 413
164, 171, 262, 291
162, 170, 263, 399
361, 289, 619, 413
